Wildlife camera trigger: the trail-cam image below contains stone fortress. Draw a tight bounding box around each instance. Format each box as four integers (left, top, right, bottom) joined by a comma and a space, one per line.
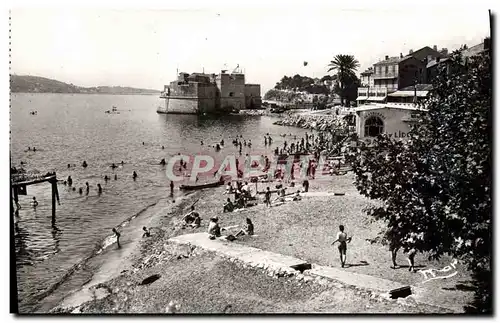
158, 69, 261, 114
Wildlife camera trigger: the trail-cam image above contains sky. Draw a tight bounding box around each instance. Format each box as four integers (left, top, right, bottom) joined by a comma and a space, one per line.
10, 7, 490, 94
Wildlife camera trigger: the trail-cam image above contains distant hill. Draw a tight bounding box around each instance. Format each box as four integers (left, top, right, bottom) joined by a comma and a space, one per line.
10, 75, 161, 95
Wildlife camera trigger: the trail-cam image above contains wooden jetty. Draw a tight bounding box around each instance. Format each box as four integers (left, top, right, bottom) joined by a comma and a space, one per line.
11, 172, 60, 224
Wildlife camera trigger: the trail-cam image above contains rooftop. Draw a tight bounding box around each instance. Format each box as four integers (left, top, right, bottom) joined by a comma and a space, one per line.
373, 56, 408, 65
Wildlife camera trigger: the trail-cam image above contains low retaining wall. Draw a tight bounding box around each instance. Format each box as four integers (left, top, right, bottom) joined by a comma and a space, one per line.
274, 114, 349, 131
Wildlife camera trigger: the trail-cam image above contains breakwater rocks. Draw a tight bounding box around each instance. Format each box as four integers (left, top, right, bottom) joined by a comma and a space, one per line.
273, 114, 347, 131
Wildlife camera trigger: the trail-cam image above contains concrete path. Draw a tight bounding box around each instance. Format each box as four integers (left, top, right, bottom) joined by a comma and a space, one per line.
168, 232, 462, 312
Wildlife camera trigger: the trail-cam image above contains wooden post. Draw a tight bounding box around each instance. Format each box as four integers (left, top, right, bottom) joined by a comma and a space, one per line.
51, 180, 56, 225
13, 185, 18, 205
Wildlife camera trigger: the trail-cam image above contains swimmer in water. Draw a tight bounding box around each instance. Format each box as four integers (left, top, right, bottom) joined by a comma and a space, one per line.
31, 197, 38, 208
160, 158, 166, 166
72, 187, 76, 191
111, 163, 117, 169
78, 187, 83, 194
142, 142, 145, 145
82, 161, 88, 168
67, 176, 73, 186
142, 226, 151, 238
86, 182, 90, 195
114, 174, 118, 180
121, 161, 124, 165
28, 147, 31, 151
33, 147, 36, 152
133, 171, 138, 180
67, 163, 71, 168
97, 183, 102, 194
162, 146, 165, 149
201, 140, 204, 145
104, 175, 109, 182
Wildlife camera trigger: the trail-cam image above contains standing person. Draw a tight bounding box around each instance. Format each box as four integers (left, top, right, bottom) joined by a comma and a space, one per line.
331, 225, 352, 268
85, 182, 90, 195
170, 181, 174, 196
302, 179, 309, 192
264, 187, 272, 207
112, 228, 121, 248
67, 176, 73, 186
97, 183, 103, 195
133, 171, 138, 180
406, 235, 418, 272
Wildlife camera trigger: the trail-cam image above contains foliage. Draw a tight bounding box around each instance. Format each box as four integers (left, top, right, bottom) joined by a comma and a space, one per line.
328, 54, 360, 106
273, 74, 329, 94
345, 50, 491, 313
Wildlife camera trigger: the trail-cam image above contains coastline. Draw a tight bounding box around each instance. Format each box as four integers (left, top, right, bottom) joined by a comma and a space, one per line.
46, 173, 473, 314
33, 191, 200, 313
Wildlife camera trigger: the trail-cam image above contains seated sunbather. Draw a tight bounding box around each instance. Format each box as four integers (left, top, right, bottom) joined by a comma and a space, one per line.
189, 213, 201, 228
236, 218, 254, 237
223, 198, 235, 213
208, 217, 221, 239
182, 206, 199, 224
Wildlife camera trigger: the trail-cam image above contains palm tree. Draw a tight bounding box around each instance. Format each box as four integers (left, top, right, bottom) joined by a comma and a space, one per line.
328, 54, 360, 106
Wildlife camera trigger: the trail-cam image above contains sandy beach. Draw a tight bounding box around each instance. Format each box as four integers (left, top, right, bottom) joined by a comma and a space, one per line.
46, 171, 474, 314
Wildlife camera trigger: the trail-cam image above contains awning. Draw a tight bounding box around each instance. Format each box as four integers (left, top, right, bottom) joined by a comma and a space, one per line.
368, 96, 387, 101
388, 91, 429, 98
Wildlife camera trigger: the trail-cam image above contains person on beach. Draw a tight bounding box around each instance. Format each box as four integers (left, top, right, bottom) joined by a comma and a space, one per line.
133, 171, 138, 180
104, 175, 109, 182
189, 213, 201, 228
302, 179, 309, 192
82, 161, 88, 168
67, 176, 73, 186
236, 218, 254, 237
223, 198, 235, 213
264, 187, 272, 207
97, 183, 103, 195
113, 228, 121, 248
331, 225, 352, 268
208, 217, 221, 239
142, 226, 151, 238
225, 182, 233, 194
31, 197, 38, 208
182, 206, 199, 225
111, 163, 117, 169
160, 158, 166, 166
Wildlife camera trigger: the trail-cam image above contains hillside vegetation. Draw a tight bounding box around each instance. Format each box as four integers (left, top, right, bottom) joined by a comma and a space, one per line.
10, 75, 161, 95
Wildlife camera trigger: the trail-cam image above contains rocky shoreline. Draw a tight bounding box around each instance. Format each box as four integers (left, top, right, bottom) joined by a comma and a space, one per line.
273, 113, 348, 132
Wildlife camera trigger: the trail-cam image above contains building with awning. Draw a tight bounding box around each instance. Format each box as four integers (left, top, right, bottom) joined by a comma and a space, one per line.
354, 103, 427, 142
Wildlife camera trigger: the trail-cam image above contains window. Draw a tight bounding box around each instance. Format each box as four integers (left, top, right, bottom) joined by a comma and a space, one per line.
364, 116, 384, 137
229, 92, 234, 97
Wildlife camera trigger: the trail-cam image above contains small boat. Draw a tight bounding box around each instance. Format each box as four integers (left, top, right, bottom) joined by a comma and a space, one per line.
179, 179, 224, 191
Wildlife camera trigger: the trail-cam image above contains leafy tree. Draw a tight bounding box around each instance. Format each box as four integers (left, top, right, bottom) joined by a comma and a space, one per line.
346, 50, 491, 313
327, 54, 360, 106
